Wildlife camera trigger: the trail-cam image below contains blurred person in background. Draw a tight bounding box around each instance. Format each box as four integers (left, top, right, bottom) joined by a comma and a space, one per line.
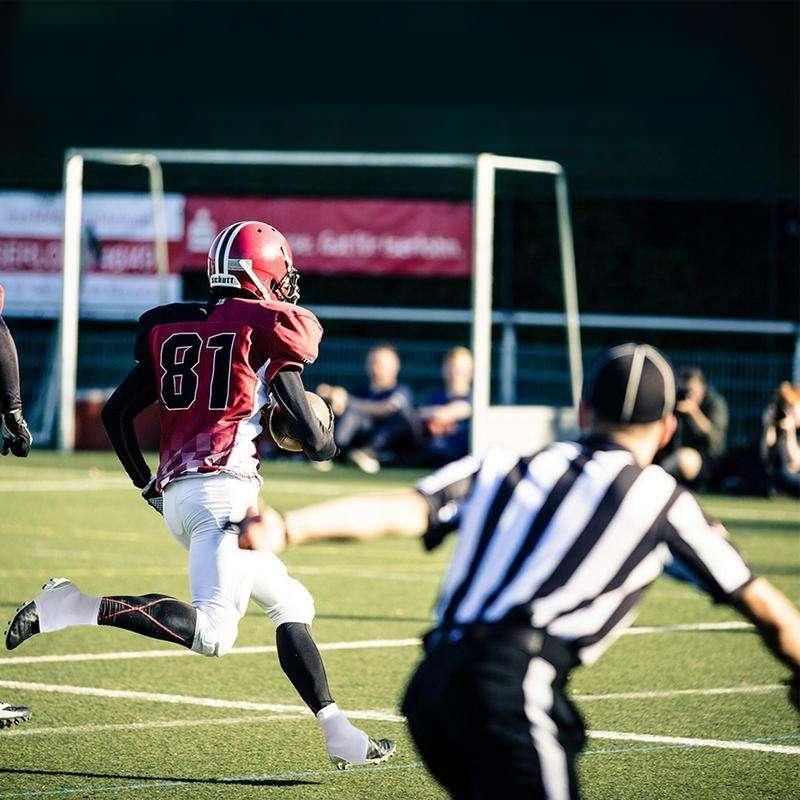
658, 367, 728, 489
761, 382, 800, 498
0, 283, 32, 728
317, 343, 417, 473
416, 346, 473, 467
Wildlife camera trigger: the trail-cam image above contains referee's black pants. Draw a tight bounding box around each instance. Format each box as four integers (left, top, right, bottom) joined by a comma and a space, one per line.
401, 631, 585, 800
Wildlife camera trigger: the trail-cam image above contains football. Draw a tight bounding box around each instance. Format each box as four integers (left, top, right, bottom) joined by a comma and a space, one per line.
268, 391, 333, 452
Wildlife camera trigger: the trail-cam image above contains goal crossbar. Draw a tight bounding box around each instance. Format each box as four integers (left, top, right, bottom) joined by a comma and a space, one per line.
59, 148, 582, 454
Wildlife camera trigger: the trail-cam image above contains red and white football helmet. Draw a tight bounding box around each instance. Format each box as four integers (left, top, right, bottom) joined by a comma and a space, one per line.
207, 221, 299, 303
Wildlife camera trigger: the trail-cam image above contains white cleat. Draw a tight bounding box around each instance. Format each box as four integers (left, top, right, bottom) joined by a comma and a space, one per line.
329, 736, 397, 770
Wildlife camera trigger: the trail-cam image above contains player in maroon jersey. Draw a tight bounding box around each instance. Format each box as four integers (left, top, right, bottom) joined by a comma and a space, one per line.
5, 222, 395, 768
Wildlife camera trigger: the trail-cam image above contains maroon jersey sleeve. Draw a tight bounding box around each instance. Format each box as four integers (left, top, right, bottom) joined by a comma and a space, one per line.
265, 306, 323, 383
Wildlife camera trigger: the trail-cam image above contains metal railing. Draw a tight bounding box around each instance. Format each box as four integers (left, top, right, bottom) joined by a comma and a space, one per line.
305, 305, 800, 397
17, 304, 795, 449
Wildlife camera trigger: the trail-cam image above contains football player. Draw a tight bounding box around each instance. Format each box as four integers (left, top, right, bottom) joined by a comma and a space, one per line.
0, 284, 32, 459
0, 283, 33, 728
5, 223, 394, 767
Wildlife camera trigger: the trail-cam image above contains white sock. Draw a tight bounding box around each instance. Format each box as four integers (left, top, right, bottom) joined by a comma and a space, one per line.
316, 702, 368, 763
36, 581, 100, 633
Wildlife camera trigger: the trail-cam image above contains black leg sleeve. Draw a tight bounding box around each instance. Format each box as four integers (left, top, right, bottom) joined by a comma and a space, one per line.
98, 594, 197, 649
276, 622, 334, 714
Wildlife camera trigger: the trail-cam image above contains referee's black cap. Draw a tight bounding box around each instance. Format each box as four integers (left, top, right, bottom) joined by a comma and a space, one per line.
584, 343, 676, 424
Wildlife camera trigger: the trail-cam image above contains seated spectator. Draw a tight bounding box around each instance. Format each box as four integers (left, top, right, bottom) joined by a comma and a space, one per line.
761, 382, 800, 498
417, 346, 473, 467
317, 343, 417, 474
658, 367, 728, 489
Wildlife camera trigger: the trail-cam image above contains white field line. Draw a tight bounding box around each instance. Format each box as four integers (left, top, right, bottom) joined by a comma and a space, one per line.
0, 677, 783, 711
623, 621, 751, 635
0, 565, 439, 581
0, 477, 409, 496
292, 565, 441, 582
0, 680, 797, 758
0, 478, 131, 493
704, 506, 800, 524
0, 622, 754, 669
0, 638, 422, 666
588, 730, 800, 755
0, 566, 186, 579
0, 713, 305, 738
575, 684, 783, 702
0, 679, 404, 723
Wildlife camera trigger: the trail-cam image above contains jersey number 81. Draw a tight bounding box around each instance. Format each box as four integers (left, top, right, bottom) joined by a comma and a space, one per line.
159, 332, 236, 411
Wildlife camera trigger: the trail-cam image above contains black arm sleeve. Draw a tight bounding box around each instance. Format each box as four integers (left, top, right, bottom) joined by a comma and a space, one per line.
101, 361, 158, 488
270, 369, 337, 461
0, 316, 22, 413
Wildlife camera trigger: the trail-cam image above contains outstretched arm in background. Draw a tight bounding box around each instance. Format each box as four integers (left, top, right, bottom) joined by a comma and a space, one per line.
238, 490, 429, 553
734, 579, 800, 709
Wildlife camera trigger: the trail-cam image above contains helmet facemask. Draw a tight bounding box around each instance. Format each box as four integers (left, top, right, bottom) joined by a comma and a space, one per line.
272, 264, 300, 304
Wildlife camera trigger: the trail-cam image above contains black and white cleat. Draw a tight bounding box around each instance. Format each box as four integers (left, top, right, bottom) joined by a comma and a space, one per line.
330, 737, 397, 771
0, 703, 31, 728
5, 577, 71, 651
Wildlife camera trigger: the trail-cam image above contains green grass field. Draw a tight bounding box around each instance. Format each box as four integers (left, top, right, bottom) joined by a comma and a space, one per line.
0, 452, 798, 799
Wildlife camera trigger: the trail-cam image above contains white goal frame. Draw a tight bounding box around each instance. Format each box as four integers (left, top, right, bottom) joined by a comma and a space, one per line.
59, 148, 582, 452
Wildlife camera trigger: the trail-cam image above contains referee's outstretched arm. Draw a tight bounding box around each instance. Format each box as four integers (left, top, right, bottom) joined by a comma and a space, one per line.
733, 579, 800, 695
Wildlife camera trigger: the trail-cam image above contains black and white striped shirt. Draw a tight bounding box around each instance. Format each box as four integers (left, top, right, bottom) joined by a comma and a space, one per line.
416, 435, 754, 664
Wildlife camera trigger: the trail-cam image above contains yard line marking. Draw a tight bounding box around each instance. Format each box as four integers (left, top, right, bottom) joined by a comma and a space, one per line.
575, 684, 783, 701
0, 638, 422, 666
0, 478, 410, 496
0, 567, 186, 579
292, 565, 441, 582
0, 680, 405, 724
623, 621, 751, 634
0, 674, 782, 710
588, 730, 800, 755
1, 680, 794, 740
0, 478, 131, 493
0, 622, 756, 667
706, 507, 800, 524
0, 713, 306, 737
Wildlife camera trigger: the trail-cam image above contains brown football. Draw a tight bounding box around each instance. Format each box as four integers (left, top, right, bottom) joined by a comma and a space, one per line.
268, 391, 333, 452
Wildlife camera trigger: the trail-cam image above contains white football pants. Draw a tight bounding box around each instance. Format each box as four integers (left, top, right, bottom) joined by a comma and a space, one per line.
163, 473, 315, 657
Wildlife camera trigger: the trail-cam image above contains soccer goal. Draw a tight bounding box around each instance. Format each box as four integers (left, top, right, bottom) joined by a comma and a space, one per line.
56, 149, 582, 453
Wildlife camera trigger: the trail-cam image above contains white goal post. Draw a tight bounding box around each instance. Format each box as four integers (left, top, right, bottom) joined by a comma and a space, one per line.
58, 148, 582, 452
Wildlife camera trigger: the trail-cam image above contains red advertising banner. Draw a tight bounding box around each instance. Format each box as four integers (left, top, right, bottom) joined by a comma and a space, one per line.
181, 197, 471, 278
0, 192, 472, 278
0, 192, 186, 276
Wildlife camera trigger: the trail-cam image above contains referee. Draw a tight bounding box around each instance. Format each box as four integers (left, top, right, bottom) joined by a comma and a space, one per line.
241, 343, 800, 799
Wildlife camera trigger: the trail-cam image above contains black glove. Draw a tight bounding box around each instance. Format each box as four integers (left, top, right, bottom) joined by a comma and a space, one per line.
789, 671, 800, 713
1, 410, 32, 457
141, 476, 164, 515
